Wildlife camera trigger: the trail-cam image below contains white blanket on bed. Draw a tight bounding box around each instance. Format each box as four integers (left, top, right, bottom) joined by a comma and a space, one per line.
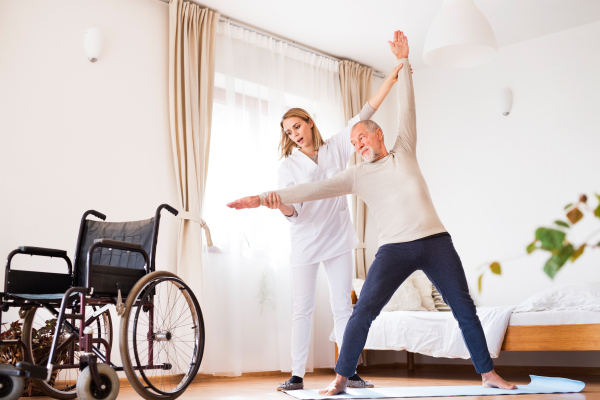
331, 306, 516, 359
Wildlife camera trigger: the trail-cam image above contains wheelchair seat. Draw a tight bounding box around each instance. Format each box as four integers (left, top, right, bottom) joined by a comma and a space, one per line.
9, 293, 77, 301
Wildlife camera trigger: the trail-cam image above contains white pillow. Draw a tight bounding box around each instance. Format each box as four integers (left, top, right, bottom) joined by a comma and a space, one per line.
409, 271, 438, 312
514, 282, 600, 313
352, 278, 426, 312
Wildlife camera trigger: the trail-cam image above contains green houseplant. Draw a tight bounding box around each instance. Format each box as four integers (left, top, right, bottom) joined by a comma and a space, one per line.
479, 193, 600, 292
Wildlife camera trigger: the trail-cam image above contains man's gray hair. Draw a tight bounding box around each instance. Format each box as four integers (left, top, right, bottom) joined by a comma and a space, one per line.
354, 120, 383, 137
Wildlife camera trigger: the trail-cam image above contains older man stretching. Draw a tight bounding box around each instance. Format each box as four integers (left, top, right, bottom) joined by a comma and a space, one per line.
227, 31, 517, 395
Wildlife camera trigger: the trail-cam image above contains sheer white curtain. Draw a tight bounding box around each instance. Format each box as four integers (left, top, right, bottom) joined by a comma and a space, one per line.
199, 21, 344, 376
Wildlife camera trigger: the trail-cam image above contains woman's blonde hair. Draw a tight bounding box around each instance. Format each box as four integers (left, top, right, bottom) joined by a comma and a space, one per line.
279, 108, 325, 159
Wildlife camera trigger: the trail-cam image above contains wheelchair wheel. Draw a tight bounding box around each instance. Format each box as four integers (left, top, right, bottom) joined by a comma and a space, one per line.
75, 363, 119, 400
120, 271, 204, 400
22, 305, 113, 399
0, 364, 24, 400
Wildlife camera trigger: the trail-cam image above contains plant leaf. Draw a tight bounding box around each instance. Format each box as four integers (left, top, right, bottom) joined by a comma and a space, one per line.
490, 262, 502, 275
570, 244, 586, 262
566, 207, 584, 224
526, 241, 538, 254
543, 244, 574, 279
564, 203, 573, 210
478, 274, 483, 293
535, 228, 566, 251
554, 220, 570, 228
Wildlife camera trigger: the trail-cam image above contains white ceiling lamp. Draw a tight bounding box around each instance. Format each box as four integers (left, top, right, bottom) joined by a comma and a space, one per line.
84, 28, 103, 62
424, 0, 498, 69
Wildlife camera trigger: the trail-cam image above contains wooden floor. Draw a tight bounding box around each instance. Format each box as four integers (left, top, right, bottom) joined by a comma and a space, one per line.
109, 368, 597, 400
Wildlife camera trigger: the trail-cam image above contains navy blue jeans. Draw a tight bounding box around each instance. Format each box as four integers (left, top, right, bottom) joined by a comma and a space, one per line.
335, 233, 494, 376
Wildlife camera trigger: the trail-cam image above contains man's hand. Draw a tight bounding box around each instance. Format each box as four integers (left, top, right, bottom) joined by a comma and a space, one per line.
388, 30, 409, 60
226, 195, 261, 210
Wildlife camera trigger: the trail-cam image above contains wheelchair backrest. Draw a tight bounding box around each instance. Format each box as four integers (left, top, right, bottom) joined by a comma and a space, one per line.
74, 218, 155, 288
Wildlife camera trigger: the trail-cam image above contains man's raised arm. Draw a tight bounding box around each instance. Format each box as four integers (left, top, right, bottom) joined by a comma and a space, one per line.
226, 168, 355, 210
388, 31, 417, 155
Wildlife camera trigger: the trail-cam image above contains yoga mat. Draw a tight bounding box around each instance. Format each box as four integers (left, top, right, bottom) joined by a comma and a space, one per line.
283, 375, 585, 399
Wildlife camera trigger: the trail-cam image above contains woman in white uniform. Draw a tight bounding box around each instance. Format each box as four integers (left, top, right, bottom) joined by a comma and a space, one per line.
265, 60, 406, 391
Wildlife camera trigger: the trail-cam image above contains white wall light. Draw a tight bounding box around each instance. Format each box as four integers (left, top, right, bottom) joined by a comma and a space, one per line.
424, 0, 498, 69
497, 88, 512, 116
84, 28, 103, 62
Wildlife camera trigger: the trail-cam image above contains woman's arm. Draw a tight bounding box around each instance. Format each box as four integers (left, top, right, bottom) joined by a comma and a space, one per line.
367, 63, 404, 111
273, 165, 300, 220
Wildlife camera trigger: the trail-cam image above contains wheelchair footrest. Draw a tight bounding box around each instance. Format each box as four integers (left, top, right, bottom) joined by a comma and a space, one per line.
15, 361, 49, 380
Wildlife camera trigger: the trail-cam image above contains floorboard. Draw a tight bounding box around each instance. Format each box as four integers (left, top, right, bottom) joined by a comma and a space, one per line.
24, 369, 599, 399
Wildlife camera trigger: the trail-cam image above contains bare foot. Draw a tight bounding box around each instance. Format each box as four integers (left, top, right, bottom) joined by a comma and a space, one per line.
318, 374, 348, 395
481, 369, 517, 389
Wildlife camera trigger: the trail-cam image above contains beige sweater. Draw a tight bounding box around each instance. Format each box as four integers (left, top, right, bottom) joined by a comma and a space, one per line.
261, 58, 446, 246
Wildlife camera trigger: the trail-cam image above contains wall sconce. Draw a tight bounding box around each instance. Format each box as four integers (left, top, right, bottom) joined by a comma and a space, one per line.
497, 88, 512, 116
424, 0, 498, 68
84, 28, 103, 62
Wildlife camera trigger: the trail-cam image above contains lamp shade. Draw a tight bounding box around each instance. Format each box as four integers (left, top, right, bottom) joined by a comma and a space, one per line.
424, 0, 498, 68
497, 88, 512, 116
84, 28, 103, 62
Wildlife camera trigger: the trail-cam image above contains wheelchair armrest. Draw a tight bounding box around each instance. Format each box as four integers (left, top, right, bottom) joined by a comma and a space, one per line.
18, 246, 67, 258
93, 239, 143, 250
5, 247, 73, 276
86, 240, 149, 290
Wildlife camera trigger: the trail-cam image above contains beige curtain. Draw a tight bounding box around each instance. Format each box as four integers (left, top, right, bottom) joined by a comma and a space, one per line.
168, 0, 219, 297
339, 60, 373, 280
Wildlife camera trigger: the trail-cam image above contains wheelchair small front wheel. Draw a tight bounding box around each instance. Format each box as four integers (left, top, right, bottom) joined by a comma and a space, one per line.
0, 364, 24, 400
75, 364, 119, 400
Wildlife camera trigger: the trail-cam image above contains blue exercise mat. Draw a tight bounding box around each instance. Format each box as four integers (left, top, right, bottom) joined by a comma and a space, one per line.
283, 375, 585, 399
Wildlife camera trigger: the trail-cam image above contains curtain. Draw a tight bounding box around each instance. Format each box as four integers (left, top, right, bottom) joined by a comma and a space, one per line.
199, 21, 344, 376
338, 61, 373, 280
168, 0, 219, 298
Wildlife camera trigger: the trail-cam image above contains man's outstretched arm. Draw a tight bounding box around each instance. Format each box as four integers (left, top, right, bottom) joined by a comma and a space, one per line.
388, 31, 417, 155
227, 168, 355, 210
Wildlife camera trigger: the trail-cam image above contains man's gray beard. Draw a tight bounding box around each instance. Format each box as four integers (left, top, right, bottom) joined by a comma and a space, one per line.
362, 147, 379, 162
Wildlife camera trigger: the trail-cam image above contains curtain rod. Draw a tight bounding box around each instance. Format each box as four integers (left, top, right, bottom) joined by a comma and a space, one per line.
158, 0, 386, 78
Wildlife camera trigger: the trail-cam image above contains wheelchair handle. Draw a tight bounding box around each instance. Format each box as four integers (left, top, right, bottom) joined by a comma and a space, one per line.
89, 210, 107, 221
159, 204, 178, 216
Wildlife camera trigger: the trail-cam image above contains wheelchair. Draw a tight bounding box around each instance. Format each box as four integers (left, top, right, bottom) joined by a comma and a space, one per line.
0, 204, 205, 400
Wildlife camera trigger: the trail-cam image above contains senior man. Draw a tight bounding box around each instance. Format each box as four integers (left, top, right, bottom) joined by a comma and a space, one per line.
227, 31, 517, 395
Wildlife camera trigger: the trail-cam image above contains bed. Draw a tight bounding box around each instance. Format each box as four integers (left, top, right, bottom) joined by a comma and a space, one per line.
334, 285, 600, 370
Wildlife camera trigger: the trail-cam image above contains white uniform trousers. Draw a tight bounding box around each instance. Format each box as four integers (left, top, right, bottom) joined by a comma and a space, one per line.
290, 251, 353, 377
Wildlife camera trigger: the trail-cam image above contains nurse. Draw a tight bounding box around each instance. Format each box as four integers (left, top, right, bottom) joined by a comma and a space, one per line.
266, 59, 406, 391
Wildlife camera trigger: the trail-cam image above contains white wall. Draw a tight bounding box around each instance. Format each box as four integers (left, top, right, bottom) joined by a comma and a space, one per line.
0, 0, 177, 367
364, 21, 600, 368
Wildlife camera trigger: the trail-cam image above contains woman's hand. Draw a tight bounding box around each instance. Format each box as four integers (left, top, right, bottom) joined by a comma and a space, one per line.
386, 62, 404, 85
226, 195, 261, 210
263, 192, 281, 210
369, 61, 411, 110
264, 193, 296, 217
388, 30, 409, 60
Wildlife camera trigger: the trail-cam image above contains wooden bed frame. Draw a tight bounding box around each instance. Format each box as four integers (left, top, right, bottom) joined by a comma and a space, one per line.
334, 291, 600, 370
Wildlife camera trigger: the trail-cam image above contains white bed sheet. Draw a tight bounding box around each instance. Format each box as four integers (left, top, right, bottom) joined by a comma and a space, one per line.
357, 306, 515, 359
509, 309, 600, 326
331, 308, 600, 361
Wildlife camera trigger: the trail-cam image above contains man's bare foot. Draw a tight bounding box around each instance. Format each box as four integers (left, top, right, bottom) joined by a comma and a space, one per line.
482, 369, 517, 389
318, 374, 348, 395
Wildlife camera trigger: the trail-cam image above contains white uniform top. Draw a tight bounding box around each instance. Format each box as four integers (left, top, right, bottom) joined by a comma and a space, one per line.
278, 111, 370, 267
